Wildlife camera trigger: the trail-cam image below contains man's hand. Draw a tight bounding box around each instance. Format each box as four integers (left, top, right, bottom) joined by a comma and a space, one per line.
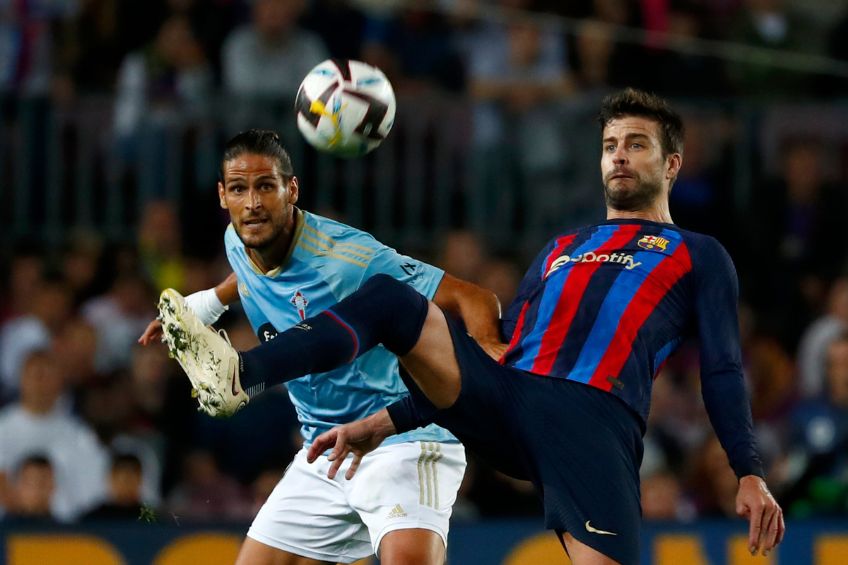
307, 409, 397, 480
138, 319, 163, 345
736, 475, 785, 556
477, 338, 508, 361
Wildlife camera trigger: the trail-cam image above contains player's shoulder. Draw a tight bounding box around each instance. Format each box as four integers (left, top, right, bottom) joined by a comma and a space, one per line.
673, 226, 730, 256
672, 226, 736, 275
297, 210, 382, 267
302, 210, 381, 247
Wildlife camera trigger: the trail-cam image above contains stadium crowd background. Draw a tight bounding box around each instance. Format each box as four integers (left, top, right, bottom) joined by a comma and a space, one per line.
1, 0, 848, 530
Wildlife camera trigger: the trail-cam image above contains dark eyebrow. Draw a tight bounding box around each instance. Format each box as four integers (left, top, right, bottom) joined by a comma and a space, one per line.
603, 133, 651, 143
225, 173, 279, 187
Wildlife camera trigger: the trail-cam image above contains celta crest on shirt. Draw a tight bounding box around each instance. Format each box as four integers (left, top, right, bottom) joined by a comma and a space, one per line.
291, 290, 309, 320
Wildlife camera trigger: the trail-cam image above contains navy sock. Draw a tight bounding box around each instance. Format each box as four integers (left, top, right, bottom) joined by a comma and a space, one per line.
238, 274, 430, 396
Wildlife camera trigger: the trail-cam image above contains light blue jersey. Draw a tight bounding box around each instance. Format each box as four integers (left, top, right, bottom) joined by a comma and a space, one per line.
225, 209, 457, 446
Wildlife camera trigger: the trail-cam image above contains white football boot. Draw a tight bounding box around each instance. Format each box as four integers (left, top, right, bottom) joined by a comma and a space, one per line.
158, 288, 248, 417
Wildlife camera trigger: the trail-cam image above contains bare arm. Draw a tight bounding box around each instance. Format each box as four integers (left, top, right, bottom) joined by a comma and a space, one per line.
432, 273, 506, 360
214, 271, 239, 304
138, 272, 240, 345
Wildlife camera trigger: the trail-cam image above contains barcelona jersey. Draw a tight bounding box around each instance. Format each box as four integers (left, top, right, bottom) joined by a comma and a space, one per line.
502, 219, 744, 425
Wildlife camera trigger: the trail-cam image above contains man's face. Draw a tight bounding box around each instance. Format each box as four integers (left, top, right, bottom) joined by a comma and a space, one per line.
600, 116, 679, 212
826, 339, 848, 406
218, 153, 298, 251
16, 463, 54, 515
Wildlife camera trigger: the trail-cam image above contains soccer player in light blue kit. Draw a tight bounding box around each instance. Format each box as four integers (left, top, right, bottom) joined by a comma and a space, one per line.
143, 129, 502, 565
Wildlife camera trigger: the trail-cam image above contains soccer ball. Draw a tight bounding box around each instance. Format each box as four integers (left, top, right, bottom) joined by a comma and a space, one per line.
295, 59, 396, 158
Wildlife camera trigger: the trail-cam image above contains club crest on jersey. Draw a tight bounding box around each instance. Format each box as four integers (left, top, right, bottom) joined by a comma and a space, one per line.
637, 235, 670, 251
238, 282, 251, 297
290, 290, 309, 320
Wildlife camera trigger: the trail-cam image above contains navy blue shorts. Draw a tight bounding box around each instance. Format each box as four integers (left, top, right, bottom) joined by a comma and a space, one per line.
433, 318, 644, 564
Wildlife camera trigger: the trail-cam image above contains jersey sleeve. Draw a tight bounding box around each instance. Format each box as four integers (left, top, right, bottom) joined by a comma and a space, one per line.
693, 236, 764, 479
362, 245, 444, 300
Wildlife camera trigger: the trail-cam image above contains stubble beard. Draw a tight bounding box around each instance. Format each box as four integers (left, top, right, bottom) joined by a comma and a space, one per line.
603, 172, 664, 212
235, 216, 286, 253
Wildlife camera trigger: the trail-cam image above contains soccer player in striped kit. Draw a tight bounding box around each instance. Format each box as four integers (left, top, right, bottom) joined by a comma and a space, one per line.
159, 90, 784, 564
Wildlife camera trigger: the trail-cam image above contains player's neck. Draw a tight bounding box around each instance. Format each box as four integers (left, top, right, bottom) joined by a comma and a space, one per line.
606, 202, 673, 224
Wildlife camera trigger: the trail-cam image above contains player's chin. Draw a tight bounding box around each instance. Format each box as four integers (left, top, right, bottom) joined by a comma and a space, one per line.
237, 228, 274, 249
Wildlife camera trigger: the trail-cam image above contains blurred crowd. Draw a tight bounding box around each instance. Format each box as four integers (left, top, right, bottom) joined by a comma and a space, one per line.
2, 0, 848, 527
5, 0, 848, 106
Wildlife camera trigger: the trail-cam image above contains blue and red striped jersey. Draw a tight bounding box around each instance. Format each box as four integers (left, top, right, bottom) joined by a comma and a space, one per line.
500, 219, 761, 477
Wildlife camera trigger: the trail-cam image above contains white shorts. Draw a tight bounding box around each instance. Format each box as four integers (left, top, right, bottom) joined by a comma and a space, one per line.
247, 441, 466, 563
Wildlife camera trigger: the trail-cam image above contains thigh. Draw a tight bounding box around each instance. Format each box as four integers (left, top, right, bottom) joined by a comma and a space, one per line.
379, 529, 445, 565
235, 537, 336, 565
433, 317, 533, 480
401, 303, 463, 408
345, 441, 466, 558
247, 449, 372, 564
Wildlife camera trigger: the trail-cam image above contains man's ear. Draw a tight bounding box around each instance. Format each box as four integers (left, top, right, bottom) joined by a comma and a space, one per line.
666, 153, 683, 181
288, 176, 299, 205
218, 182, 227, 209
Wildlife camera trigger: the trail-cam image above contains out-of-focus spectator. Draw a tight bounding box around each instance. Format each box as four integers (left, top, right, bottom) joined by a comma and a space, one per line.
249, 466, 284, 515
54, 0, 127, 99
83, 452, 147, 521
667, 113, 732, 239
798, 278, 848, 398
302, 0, 366, 60
644, 2, 728, 97
82, 272, 155, 373
0, 276, 73, 395
641, 469, 693, 521
0, 351, 108, 522
687, 435, 739, 517
0, 247, 45, 324
78, 370, 163, 508
725, 0, 822, 98
165, 0, 236, 79
0, 0, 78, 97
138, 200, 187, 292
221, 0, 327, 127
463, 2, 574, 146
113, 15, 213, 141
165, 449, 251, 522
745, 137, 847, 348
478, 257, 522, 313
569, 0, 648, 89
1, 454, 56, 524
462, 1, 575, 241
362, 6, 465, 93
784, 331, 848, 516
745, 334, 796, 421
60, 232, 105, 306
436, 230, 487, 284
51, 319, 99, 391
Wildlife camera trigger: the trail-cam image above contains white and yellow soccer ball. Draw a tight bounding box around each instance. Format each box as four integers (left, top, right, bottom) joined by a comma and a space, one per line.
295, 59, 396, 158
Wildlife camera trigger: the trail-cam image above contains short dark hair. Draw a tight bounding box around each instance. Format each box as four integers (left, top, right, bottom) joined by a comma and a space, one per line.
111, 452, 143, 474
220, 129, 294, 181
16, 454, 52, 476
598, 88, 684, 156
